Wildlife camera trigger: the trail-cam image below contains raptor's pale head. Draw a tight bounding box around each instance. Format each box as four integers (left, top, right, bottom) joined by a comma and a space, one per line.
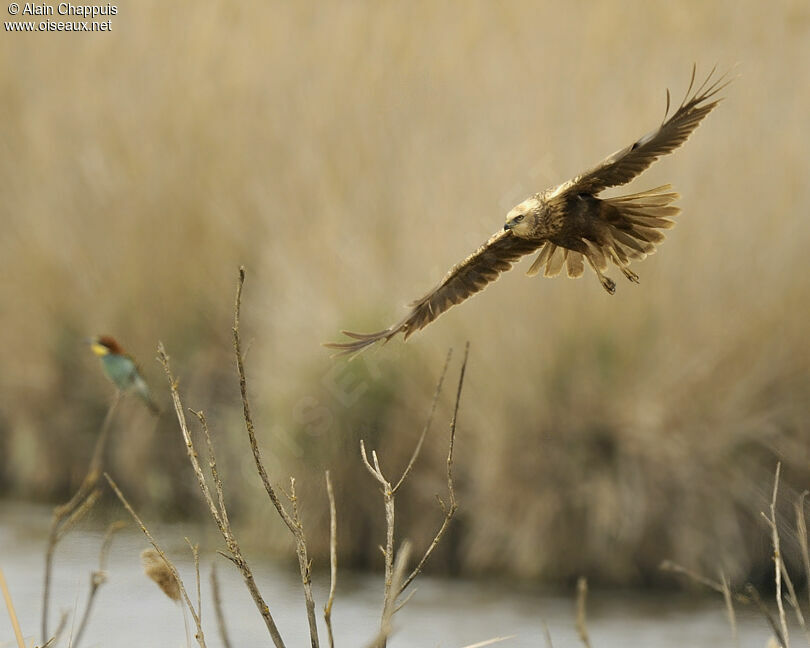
503, 196, 540, 237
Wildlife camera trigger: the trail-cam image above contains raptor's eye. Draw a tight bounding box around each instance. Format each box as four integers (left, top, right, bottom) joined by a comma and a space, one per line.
514, 214, 524, 222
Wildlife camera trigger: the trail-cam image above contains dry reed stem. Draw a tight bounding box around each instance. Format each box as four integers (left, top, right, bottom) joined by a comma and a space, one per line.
72, 520, 126, 648
210, 564, 233, 648
0, 566, 25, 648
233, 266, 319, 648
761, 462, 789, 648
324, 471, 338, 648
575, 577, 592, 648
158, 345, 287, 648
42, 390, 120, 641
719, 569, 738, 646
104, 472, 208, 648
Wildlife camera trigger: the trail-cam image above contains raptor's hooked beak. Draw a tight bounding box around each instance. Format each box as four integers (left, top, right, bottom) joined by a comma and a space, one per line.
503, 222, 512, 231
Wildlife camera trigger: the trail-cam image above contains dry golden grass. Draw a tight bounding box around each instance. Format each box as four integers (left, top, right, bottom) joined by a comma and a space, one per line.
1, 1, 809, 583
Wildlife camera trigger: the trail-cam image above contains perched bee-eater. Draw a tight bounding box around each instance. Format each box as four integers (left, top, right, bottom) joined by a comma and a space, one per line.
88, 335, 160, 414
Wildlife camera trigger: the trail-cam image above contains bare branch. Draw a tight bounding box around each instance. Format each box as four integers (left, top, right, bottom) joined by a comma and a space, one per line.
233, 267, 318, 648
765, 462, 789, 648
392, 348, 452, 493
72, 520, 126, 648
288, 478, 320, 648
42, 392, 119, 640
158, 341, 287, 648
366, 541, 413, 648
233, 266, 298, 535
104, 473, 208, 648
399, 342, 468, 594
157, 346, 224, 535
324, 471, 338, 648
185, 538, 202, 628
192, 408, 231, 533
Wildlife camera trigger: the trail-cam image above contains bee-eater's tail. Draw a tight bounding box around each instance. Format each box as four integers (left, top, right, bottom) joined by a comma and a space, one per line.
134, 375, 161, 415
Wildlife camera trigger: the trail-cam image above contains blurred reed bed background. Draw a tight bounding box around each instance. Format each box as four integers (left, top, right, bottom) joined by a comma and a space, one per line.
1, 0, 809, 586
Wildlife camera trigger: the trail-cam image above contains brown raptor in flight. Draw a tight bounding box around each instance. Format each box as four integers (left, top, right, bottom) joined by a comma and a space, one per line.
326, 66, 730, 356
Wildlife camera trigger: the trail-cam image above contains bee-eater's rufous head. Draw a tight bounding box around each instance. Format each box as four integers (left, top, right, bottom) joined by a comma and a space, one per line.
89, 335, 124, 357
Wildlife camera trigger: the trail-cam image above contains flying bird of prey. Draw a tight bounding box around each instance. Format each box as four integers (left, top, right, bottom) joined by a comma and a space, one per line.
326, 66, 730, 356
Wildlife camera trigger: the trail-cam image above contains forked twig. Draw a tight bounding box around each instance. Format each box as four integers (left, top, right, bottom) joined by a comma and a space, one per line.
158, 344, 286, 648
360, 343, 469, 645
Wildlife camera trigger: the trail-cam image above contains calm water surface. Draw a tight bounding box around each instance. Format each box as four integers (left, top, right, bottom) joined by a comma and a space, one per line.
0, 503, 781, 647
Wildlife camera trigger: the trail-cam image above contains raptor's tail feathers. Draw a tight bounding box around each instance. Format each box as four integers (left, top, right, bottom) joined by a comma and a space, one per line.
601, 184, 680, 265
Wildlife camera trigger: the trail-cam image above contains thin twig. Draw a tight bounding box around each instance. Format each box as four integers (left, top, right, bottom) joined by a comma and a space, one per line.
392, 348, 453, 493
192, 409, 231, 533
233, 267, 318, 648
42, 392, 119, 640
158, 343, 287, 648
185, 538, 202, 629
233, 267, 298, 535
764, 462, 789, 648
72, 520, 127, 648
288, 477, 321, 648
104, 473, 208, 648
747, 584, 788, 648
575, 577, 592, 648
211, 564, 233, 648
399, 342, 468, 595
324, 471, 338, 648
719, 569, 738, 646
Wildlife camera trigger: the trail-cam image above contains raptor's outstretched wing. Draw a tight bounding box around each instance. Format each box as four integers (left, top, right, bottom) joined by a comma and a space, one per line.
558, 65, 731, 196
325, 230, 543, 356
